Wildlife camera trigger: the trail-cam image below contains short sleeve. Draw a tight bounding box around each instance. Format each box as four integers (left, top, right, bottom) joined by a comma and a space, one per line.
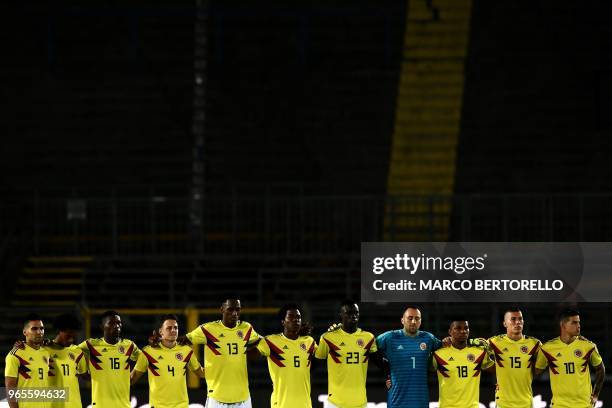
78, 340, 88, 354
246, 325, 261, 346
311, 340, 318, 355
5, 352, 19, 378
376, 332, 389, 353
315, 335, 329, 359
134, 352, 148, 372
431, 334, 443, 351
368, 334, 378, 353
75, 351, 88, 374
590, 345, 603, 367
535, 348, 548, 370
188, 351, 202, 371
129, 342, 141, 362
481, 350, 494, 370
257, 338, 271, 357
186, 326, 206, 345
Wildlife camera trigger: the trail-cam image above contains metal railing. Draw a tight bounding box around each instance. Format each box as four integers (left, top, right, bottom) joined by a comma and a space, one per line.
2, 193, 612, 256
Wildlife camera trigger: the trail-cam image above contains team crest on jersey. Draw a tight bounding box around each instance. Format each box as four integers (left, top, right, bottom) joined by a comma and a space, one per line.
176, 353, 183, 361
300, 343, 307, 351
466, 353, 475, 362
574, 349, 583, 358
420, 342, 427, 351
520, 345, 529, 354
118, 346, 125, 354
68, 353, 75, 360
236, 330, 244, 339
357, 339, 365, 347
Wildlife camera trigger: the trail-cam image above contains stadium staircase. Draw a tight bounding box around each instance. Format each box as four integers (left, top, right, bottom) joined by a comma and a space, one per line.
11, 256, 92, 307
385, 0, 472, 240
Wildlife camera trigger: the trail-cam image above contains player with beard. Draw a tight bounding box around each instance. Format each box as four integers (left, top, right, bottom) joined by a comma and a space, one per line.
535, 309, 605, 408
376, 306, 443, 408
5, 314, 51, 408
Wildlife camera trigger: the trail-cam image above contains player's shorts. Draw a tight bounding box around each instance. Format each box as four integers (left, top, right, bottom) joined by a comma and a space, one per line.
326, 402, 367, 408
205, 397, 252, 408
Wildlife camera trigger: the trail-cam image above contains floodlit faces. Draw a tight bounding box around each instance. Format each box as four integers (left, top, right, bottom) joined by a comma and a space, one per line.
282, 309, 302, 336
561, 314, 581, 337
340, 303, 360, 331
449, 320, 469, 346
401, 308, 422, 335
24, 320, 45, 346
221, 299, 241, 327
503, 310, 524, 337
160, 319, 179, 343
102, 315, 122, 340
56, 329, 78, 347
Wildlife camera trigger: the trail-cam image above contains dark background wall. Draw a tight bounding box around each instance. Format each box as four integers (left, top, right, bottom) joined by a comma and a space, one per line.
457, 0, 612, 193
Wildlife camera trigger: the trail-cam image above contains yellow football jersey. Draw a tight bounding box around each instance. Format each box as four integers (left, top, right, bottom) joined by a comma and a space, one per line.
488, 334, 541, 408
535, 337, 603, 408
186, 320, 260, 403
134, 343, 202, 408
315, 328, 377, 408
432, 345, 494, 408
46, 343, 87, 408
257, 333, 317, 408
78, 338, 140, 408
4, 345, 51, 408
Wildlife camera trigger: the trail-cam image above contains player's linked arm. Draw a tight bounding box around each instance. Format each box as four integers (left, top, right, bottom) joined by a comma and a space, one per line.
592, 362, 605, 405
5, 376, 18, 408
193, 366, 206, 379
368, 350, 387, 371
130, 368, 146, 385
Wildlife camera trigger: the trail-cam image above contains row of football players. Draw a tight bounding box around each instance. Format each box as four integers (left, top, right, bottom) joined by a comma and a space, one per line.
4, 299, 605, 408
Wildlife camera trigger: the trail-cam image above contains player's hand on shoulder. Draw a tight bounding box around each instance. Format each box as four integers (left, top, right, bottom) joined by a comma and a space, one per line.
177, 335, 192, 346
442, 336, 452, 347
13, 339, 26, 350
148, 330, 162, 348
469, 337, 489, 348
327, 323, 342, 332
